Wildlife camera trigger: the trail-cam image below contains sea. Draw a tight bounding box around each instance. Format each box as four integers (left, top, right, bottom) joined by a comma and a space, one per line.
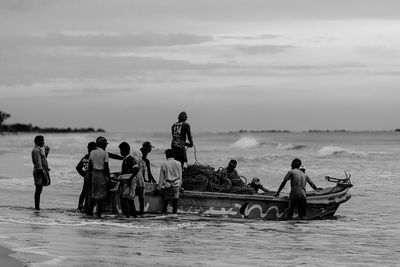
0, 131, 399, 266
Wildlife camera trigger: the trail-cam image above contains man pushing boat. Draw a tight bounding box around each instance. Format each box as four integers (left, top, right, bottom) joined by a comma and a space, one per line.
274, 158, 321, 219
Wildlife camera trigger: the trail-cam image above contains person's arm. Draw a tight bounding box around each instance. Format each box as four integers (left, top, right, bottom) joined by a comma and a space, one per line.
178, 162, 183, 187
259, 185, 270, 193
88, 157, 93, 174
108, 152, 124, 160
306, 175, 322, 190
145, 159, 156, 183
275, 180, 287, 196
127, 166, 139, 185
104, 162, 111, 180
44, 145, 50, 158
76, 157, 86, 177
158, 164, 166, 189
185, 124, 194, 147
275, 171, 292, 196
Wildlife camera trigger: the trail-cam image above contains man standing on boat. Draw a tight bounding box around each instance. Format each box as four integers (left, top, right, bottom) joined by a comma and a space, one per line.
171, 111, 194, 168
31, 135, 51, 210
274, 158, 320, 220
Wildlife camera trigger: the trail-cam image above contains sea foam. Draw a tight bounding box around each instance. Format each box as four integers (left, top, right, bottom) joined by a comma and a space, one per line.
230, 136, 260, 149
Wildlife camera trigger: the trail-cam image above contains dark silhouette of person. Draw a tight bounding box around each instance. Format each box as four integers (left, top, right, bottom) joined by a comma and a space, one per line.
171, 111, 193, 167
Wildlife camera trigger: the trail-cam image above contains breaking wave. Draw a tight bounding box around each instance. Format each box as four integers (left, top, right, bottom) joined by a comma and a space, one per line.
230, 136, 260, 149
318, 146, 367, 157
276, 143, 306, 150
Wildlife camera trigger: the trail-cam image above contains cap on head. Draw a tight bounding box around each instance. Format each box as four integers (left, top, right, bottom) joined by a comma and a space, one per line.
178, 111, 187, 121
252, 177, 261, 185
142, 141, 154, 149
96, 136, 108, 145
228, 159, 237, 167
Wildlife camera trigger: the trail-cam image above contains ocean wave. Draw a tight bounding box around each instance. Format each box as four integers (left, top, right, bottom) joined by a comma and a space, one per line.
276, 143, 306, 150
230, 136, 260, 149
318, 146, 367, 157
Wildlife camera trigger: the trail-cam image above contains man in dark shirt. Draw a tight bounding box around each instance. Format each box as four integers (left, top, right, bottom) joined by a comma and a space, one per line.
171, 111, 194, 167
118, 142, 139, 218
75, 141, 97, 212
140, 141, 156, 183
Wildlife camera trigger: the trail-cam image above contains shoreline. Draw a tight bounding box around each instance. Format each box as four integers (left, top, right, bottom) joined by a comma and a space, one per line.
0, 245, 24, 267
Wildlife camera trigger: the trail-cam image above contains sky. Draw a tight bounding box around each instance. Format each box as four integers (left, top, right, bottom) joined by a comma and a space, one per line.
1, 0, 400, 132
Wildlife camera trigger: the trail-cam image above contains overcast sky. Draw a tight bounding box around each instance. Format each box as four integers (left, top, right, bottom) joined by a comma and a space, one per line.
1, 0, 400, 132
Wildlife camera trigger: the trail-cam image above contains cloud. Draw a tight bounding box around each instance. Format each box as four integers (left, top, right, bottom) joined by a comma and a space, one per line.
0, 32, 213, 48
221, 34, 280, 41
0, 50, 230, 85
49, 87, 138, 97
235, 44, 296, 54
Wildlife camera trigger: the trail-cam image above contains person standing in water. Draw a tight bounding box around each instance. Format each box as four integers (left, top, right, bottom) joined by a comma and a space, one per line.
140, 141, 156, 183
31, 135, 51, 210
75, 141, 97, 213
87, 136, 110, 218
159, 149, 182, 215
274, 158, 320, 220
171, 111, 194, 168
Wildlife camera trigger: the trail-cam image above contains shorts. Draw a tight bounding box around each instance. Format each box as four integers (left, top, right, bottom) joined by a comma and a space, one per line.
289, 198, 307, 218
171, 147, 187, 163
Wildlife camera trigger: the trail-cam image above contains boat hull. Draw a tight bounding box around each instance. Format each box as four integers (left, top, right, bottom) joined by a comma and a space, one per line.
140, 184, 351, 220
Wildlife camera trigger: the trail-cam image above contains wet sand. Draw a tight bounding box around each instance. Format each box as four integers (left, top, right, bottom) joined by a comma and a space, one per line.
0, 245, 24, 267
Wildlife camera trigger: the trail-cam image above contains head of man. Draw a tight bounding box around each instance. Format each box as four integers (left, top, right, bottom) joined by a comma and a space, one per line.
165, 149, 174, 159
252, 177, 261, 185
118, 142, 130, 157
227, 159, 237, 172
291, 158, 302, 169
96, 136, 108, 150
87, 141, 97, 154
178, 111, 188, 122
140, 141, 154, 155
34, 135, 45, 147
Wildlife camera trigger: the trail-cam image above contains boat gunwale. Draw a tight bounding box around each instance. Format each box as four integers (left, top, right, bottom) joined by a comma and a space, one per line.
180, 186, 350, 203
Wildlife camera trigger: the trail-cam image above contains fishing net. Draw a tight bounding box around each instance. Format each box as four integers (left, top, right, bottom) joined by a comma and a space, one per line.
182, 164, 255, 194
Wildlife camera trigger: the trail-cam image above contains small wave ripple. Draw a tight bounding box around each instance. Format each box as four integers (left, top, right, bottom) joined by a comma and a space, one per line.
276, 143, 306, 150
318, 145, 366, 157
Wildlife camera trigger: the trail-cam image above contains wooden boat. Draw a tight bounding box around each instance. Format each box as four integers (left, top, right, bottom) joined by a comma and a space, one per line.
140, 175, 352, 220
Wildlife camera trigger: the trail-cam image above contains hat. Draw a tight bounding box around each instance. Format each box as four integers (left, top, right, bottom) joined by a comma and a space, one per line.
142, 141, 155, 149
96, 136, 108, 145
252, 177, 261, 185
228, 159, 237, 167
299, 164, 306, 170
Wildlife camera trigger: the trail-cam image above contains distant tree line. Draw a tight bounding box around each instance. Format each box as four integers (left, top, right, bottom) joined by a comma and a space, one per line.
0, 110, 105, 133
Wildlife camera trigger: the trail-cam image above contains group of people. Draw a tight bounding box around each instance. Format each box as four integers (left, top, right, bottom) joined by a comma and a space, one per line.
31, 111, 321, 219
73, 111, 193, 218
75, 137, 158, 218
